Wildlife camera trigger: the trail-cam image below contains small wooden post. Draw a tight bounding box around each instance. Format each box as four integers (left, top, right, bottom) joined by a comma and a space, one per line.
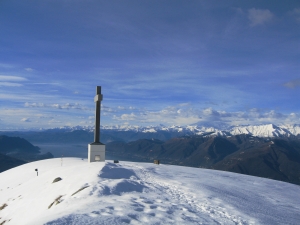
154, 160, 160, 165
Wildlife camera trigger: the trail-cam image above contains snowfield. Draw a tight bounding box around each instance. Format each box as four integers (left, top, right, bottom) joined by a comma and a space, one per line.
0, 158, 299, 225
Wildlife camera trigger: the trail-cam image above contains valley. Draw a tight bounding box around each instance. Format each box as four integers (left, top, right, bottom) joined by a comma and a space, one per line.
1, 124, 300, 186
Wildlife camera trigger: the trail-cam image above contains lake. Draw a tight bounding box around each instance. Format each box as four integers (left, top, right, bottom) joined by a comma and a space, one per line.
35, 142, 115, 159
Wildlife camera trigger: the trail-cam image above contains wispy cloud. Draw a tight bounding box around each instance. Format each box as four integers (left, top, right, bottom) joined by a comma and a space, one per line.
24, 102, 90, 110
0, 63, 15, 69
0, 94, 27, 101
0, 75, 27, 87
0, 82, 23, 87
0, 1, 300, 130
248, 8, 274, 26
112, 105, 201, 125
289, 8, 300, 22
283, 79, 300, 89
110, 105, 300, 128
24, 68, 34, 72
0, 75, 27, 81
30, 83, 61, 85
20, 118, 31, 122
48, 119, 62, 124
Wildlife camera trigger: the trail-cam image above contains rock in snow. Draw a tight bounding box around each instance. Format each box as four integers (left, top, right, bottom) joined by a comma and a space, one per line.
0, 158, 299, 225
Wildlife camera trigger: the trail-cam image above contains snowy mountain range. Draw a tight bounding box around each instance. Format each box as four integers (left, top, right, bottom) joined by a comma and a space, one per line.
0, 158, 299, 225
50, 123, 300, 138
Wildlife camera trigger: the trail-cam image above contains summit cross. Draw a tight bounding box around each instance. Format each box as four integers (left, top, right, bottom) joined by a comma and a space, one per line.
88, 86, 106, 163
94, 86, 103, 143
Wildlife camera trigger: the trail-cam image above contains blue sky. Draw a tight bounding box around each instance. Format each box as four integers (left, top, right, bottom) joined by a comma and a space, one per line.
0, 0, 300, 130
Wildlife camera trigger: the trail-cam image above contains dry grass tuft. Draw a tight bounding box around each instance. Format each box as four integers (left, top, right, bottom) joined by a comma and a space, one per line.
48, 196, 63, 209
0, 204, 7, 211
71, 186, 89, 196
52, 177, 62, 183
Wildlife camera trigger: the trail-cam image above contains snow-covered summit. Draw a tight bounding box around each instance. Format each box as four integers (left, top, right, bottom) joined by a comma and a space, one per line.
229, 124, 293, 137
112, 123, 300, 137
0, 158, 299, 224
47, 123, 300, 138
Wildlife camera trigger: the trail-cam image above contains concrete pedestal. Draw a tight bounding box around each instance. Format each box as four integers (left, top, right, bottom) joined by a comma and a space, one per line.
88, 143, 105, 162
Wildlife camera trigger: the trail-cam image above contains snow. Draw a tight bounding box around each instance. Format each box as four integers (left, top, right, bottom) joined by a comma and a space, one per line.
229, 124, 291, 137
142, 128, 157, 133
280, 124, 300, 136
45, 123, 300, 138
1, 158, 300, 225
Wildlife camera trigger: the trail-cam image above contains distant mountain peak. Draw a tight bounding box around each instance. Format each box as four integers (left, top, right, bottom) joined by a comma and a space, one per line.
47, 123, 300, 138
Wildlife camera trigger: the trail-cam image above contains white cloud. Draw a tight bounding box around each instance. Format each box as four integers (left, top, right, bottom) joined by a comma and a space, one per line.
51, 103, 88, 110
0, 93, 33, 101
24, 102, 90, 110
119, 113, 137, 121
2, 102, 300, 130
289, 8, 300, 22
25, 102, 45, 107
0, 75, 27, 81
35, 114, 53, 119
248, 8, 273, 26
0, 82, 23, 87
102, 105, 116, 113
24, 68, 34, 72
0, 75, 27, 87
178, 102, 191, 107
112, 106, 202, 125
31, 82, 61, 86
0, 63, 16, 69
115, 106, 137, 111
265, 110, 284, 119
203, 108, 220, 117
110, 105, 300, 128
48, 119, 61, 124
284, 79, 300, 89
20, 118, 31, 122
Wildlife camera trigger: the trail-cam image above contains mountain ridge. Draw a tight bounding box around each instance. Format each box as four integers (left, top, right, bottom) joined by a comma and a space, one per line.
2, 123, 300, 145
36, 123, 300, 138
106, 134, 300, 185
0, 135, 54, 171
